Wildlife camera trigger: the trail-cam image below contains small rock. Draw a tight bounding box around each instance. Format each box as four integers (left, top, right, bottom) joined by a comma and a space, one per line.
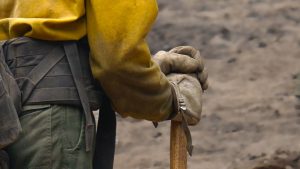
258, 42, 267, 48
267, 27, 283, 36
292, 74, 298, 79
227, 58, 237, 63
295, 103, 300, 110
153, 161, 162, 167
153, 132, 162, 138
220, 27, 231, 40
222, 122, 243, 133
248, 34, 258, 41
273, 110, 281, 118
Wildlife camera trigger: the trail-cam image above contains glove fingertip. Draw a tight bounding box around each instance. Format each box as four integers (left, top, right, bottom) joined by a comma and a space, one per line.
198, 69, 208, 82
202, 81, 209, 91
169, 46, 183, 53
175, 46, 196, 58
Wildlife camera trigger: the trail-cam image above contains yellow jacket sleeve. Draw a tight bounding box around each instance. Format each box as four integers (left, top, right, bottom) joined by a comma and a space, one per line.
86, 0, 173, 121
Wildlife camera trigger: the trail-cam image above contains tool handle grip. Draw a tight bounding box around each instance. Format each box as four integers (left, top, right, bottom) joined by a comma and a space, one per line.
170, 121, 187, 169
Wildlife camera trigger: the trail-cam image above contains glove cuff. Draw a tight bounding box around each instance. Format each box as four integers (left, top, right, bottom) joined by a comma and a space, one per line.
168, 82, 180, 120
169, 81, 194, 156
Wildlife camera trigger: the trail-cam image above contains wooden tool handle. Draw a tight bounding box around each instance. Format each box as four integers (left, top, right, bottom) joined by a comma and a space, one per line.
170, 121, 187, 169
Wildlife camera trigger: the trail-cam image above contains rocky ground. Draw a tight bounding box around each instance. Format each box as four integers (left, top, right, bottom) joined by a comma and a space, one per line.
112, 0, 300, 169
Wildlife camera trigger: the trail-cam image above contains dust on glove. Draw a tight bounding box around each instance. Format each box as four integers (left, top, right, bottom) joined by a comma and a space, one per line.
153, 46, 208, 91
168, 73, 203, 126
169, 46, 208, 90
167, 73, 204, 156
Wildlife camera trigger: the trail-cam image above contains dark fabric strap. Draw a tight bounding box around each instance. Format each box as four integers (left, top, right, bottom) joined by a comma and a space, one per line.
93, 96, 116, 169
181, 112, 193, 156
34, 76, 75, 88
13, 62, 71, 77
26, 87, 102, 109
17, 47, 65, 104
63, 42, 95, 152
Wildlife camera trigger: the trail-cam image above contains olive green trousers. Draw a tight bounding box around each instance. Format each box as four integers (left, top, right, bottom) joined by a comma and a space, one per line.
6, 105, 94, 169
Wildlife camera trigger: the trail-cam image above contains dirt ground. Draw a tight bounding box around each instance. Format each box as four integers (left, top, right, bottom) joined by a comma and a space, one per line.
113, 0, 300, 169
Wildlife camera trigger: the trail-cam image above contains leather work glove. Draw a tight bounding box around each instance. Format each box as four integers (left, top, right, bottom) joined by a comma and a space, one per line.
153, 46, 208, 91
169, 46, 208, 90
168, 73, 203, 126
167, 73, 204, 155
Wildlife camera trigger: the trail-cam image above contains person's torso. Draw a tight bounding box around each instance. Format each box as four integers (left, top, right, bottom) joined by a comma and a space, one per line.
0, 0, 86, 40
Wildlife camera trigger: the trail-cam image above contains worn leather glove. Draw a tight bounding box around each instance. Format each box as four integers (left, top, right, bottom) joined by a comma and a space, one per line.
169, 46, 208, 90
168, 73, 203, 126
153, 46, 208, 90
167, 73, 204, 156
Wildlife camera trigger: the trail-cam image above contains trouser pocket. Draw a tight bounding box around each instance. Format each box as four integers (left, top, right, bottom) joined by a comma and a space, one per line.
60, 106, 94, 169
61, 106, 84, 151
6, 105, 52, 169
6, 105, 94, 169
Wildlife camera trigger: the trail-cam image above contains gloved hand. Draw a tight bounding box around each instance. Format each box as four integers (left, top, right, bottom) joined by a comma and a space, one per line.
167, 73, 204, 156
168, 73, 203, 126
153, 46, 208, 91
169, 46, 208, 90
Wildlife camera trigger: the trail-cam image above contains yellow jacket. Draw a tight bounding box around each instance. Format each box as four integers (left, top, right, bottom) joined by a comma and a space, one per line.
0, 0, 173, 121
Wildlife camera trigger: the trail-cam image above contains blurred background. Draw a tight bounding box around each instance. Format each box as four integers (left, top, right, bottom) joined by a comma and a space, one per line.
113, 0, 300, 169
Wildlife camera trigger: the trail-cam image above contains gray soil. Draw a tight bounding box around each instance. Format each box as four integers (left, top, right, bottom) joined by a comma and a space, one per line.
112, 0, 300, 169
